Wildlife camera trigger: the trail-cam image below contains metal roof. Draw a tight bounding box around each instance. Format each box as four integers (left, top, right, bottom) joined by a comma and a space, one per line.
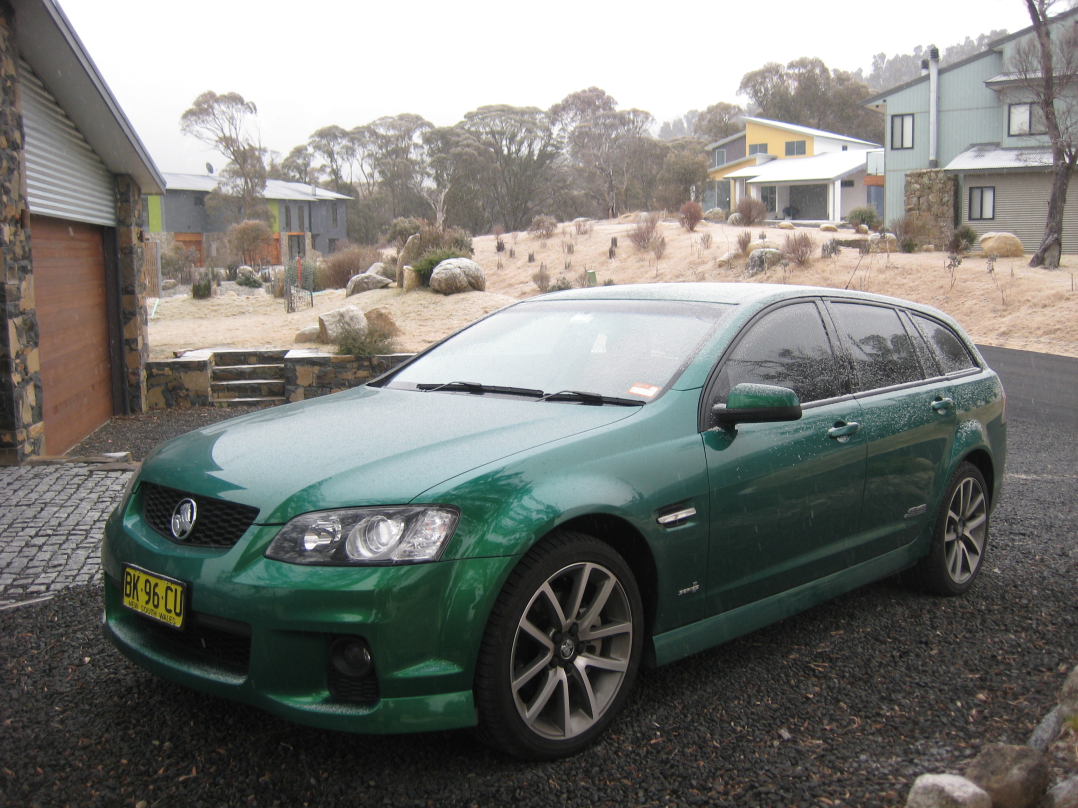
724, 150, 869, 183
12, 0, 164, 194
162, 173, 353, 201
704, 130, 746, 151
943, 143, 1053, 172
740, 116, 880, 147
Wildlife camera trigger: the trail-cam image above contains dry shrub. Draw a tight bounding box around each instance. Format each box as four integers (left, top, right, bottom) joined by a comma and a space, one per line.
889, 216, 932, 251
629, 211, 663, 249
680, 202, 703, 232
528, 215, 558, 239
319, 244, 383, 290
736, 230, 752, 256
736, 197, 768, 226
782, 232, 817, 266
532, 264, 550, 292
700, 232, 712, 249
652, 235, 667, 259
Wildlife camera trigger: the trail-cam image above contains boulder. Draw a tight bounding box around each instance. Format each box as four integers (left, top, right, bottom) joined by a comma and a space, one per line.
364, 306, 400, 336
856, 224, 870, 234
869, 232, 900, 253
1061, 665, 1078, 721
237, 265, 256, 279
753, 239, 781, 251
778, 221, 795, 230
964, 743, 1050, 808
429, 258, 486, 295
820, 223, 839, 232
905, 774, 991, 808
715, 250, 739, 267
727, 212, 744, 226
376, 261, 397, 282
1028, 707, 1063, 752
980, 232, 1025, 258
346, 271, 393, 296
747, 248, 783, 275
1039, 776, 1078, 808
294, 325, 321, 344
704, 208, 726, 222
161, 279, 178, 291
402, 267, 422, 292
318, 306, 368, 344
923, 245, 936, 252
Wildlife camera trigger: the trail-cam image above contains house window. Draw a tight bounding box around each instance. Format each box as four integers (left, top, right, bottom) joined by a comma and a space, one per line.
749, 143, 768, 155
332, 203, 339, 229
841, 179, 855, 188
285, 205, 292, 231
193, 194, 204, 208
969, 187, 995, 220
712, 148, 726, 168
1009, 103, 1046, 136
785, 140, 806, 156
842, 144, 848, 151
891, 114, 914, 149
760, 186, 777, 213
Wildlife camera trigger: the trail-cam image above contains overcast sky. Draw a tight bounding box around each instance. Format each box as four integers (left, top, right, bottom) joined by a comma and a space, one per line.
57, 0, 1034, 176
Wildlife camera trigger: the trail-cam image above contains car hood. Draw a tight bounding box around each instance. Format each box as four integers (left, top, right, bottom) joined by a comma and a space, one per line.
140, 386, 639, 523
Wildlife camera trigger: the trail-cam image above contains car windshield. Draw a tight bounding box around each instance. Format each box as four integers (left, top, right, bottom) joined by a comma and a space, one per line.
386, 299, 733, 402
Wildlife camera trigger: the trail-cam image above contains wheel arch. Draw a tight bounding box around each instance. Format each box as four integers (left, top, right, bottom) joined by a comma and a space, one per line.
960, 448, 996, 508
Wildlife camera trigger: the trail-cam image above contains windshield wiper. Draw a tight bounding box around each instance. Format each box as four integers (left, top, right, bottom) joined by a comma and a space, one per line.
416, 381, 545, 398
537, 390, 645, 407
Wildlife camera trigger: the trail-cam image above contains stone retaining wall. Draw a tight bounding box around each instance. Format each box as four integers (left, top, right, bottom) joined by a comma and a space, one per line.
905, 169, 958, 250
145, 358, 211, 409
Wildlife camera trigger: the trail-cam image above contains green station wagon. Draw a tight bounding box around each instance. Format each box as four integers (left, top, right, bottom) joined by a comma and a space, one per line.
102, 283, 1006, 758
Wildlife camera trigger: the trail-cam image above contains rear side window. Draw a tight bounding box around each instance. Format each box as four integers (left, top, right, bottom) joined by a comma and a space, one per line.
714, 302, 842, 404
830, 303, 924, 392
911, 315, 978, 374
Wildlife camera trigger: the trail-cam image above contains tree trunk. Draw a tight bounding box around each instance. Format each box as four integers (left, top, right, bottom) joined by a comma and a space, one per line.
1029, 160, 1072, 268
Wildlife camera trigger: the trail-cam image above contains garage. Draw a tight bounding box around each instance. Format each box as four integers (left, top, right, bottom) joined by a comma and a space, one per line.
31, 215, 115, 455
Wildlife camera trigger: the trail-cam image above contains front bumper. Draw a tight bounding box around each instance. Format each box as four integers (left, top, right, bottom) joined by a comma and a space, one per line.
100, 496, 517, 734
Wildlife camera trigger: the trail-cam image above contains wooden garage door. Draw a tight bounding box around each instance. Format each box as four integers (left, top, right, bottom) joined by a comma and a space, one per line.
32, 215, 114, 456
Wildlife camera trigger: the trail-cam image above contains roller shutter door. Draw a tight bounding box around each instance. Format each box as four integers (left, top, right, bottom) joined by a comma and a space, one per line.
32, 215, 114, 455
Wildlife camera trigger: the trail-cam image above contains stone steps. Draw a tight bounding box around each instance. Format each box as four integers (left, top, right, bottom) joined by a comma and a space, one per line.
209, 350, 288, 407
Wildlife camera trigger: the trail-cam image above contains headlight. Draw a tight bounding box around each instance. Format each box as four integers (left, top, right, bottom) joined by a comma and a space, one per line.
264, 506, 460, 566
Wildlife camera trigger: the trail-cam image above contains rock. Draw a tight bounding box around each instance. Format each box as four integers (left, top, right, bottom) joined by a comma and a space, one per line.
402, 267, 421, 292
346, 272, 392, 296
727, 212, 744, 226
869, 232, 900, 253
429, 258, 486, 295
375, 261, 397, 282
1039, 776, 1078, 808
318, 306, 368, 344
161, 279, 178, 291
294, 325, 321, 344
778, 221, 795, 230
820, 223, 839, 232
1061, 665, 1078, 721
923, 245, 936, 252
704, 208, 726, 222
906, 774, 991, 808
964, 743, 1050, 808
1028, 706, 1063, 752
715, 250, 738, 267
747, 248, 783, 275
753, 239, 781, 251
980, 232, 1025, 258
364, 306, 400, 336
856, 224, 870, 234
237, 265, 256, 279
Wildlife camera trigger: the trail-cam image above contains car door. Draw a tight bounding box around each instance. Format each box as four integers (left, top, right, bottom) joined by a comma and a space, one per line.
701, 300, 867, 617
825, 301, 956, 563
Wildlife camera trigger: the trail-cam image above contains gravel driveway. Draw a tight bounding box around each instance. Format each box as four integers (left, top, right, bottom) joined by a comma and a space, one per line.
2, 415, 1075, 807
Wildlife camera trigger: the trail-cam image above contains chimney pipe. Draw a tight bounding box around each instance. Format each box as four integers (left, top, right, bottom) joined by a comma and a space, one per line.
929, 46, 940, 169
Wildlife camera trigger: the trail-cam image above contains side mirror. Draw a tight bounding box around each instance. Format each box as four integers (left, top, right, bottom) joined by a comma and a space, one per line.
712, 383, 802, 427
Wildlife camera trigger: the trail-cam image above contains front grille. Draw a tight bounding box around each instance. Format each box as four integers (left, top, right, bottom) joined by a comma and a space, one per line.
138, 611, 252, 673
141, 482, 259, 548
328, 663, 380, 705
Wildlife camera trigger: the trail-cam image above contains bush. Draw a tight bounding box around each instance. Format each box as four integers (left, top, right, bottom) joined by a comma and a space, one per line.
320, 244, 383, 290
736, 230, 752, 256
236, 273, 262, 288
846, 206, 882, 230
888, 216, 932, 251
386, 217, 426, 246
821, 239, 841, 259
160, 242, 200, 283
652, 234, 667, 259
532, 265, 550, 292
949, 225, 978, 253
735, 197, 767, 226
191, 274, 213, 299
410, 248, 471, 285
901, 236, 919, 253
336, 323, 396, 358
226, 220, 273, 267
549, 276, 573, 292
528, 215, 558, 239
680, 202, 703, 232
782, 233, 816, 266
628, 211, 662, 249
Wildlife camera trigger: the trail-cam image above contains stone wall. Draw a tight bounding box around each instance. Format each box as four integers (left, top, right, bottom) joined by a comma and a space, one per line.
145, 359, 211, 409
0, 7, 42, 464
904, 169, 958, 250
116, 174, 147, 414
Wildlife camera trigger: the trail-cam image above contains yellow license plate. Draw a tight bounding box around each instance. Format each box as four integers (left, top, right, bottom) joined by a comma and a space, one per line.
122, 565, 187, 629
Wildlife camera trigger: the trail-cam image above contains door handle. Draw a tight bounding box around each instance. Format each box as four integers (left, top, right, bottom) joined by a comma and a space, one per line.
827, 421, 860, 440
931, 397, 953, 414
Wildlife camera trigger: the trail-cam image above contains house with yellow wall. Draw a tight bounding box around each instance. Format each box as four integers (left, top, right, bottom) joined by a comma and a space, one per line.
704, 117, 880, 221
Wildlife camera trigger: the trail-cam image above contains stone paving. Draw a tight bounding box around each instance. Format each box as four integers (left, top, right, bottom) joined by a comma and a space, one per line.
0, 463, 131, 607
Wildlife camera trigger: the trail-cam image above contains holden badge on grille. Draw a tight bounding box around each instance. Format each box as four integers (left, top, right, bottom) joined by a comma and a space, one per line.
170, 499, 198, 540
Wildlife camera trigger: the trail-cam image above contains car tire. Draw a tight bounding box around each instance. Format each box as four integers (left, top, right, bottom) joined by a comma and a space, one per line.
474, 530, 643, 760
911, 461, 990, 596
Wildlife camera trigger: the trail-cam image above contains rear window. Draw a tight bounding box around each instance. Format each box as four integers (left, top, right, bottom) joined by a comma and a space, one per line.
830, 303, 924, 392
911, 315, 978, 375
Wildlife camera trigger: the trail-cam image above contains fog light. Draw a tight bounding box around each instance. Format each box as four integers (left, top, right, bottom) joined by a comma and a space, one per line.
329, 636, 373, 678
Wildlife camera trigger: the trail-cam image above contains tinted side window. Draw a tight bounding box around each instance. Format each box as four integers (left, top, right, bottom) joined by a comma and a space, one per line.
900, 310, 942, 377
715, 302, 842, 404
912, 315, 977, 374
830, 303, 923, 392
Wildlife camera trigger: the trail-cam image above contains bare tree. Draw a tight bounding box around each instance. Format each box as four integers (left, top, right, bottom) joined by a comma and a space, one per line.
1009, 1, 1078, 267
